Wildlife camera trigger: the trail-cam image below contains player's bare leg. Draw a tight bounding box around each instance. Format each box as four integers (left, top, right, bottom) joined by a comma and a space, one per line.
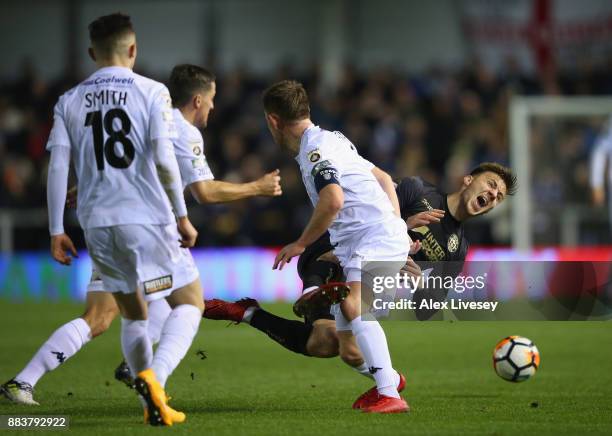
82, 292, 120, 337
1, 291, 118, 405
305, 320, 339, 357
165, 279, 205, 311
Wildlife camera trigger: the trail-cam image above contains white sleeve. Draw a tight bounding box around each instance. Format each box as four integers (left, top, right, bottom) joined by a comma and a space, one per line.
149, 86, 178, 141
47, 145, 71, 236
152, 138, 188, 218
46, 98, 70, 150
303, 145, 342, 194
361, 156, 375, 170
590, 129, 612, 188
177, 154, 214, 188
173, 128, 215, 188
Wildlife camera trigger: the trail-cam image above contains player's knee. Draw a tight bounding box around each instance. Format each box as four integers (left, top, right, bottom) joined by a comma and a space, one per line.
82, 307, 118, 337
166, 281, 205, 313
340, 296, 360, 322
178, 299, 204, 314
94, 312, 116, 337
193, 298, 205, 313
306, 324, 339, 358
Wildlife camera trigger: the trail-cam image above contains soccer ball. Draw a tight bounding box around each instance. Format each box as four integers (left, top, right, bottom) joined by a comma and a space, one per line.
493, 336, 540, 382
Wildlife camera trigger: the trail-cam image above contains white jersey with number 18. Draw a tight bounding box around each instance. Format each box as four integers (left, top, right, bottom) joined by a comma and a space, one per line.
45, 65, 179, 229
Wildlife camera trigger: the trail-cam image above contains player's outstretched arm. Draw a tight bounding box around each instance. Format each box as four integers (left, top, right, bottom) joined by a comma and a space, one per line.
189, 169, 281, 203
372, 166, 400, 217
274, 184, 343, 270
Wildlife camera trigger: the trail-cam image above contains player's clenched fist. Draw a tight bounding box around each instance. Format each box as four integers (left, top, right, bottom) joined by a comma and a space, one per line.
50, 234, 78, 265
177, 216, 198, 248
256, 169, 282, 197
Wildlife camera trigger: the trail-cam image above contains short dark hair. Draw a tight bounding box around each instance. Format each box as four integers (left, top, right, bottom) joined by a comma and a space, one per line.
262, 80, 310, 122
470, 162, 517, 195
168, 64, 216, 108
88, 13, 134, 57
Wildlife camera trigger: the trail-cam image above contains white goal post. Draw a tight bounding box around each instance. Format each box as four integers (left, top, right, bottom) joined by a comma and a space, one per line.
510, 96, 612, 251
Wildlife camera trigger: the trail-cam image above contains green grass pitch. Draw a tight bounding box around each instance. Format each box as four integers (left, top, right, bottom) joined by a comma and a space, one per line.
0, 301, 611, 435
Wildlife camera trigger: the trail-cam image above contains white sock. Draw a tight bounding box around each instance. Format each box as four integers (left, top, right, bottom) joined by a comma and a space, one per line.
353, 362, 375, 380
147, 299, 172, 345
152, 304, 201, 387
121, 319, 153, 376
242, 306, 257, 323
353, 362, 401, 386
15, 318, 91, 387
350, 317, 400, 399
303, 286, 318, 293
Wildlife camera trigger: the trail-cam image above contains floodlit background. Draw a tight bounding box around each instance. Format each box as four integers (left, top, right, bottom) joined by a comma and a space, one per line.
2, 0, 612, 301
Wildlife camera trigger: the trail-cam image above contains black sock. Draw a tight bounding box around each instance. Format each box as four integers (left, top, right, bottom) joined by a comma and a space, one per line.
249, 309, 313, 356
301, 260, 342, 289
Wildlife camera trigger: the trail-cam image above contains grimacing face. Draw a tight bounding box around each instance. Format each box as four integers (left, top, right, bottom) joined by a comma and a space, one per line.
461, 171, 507, 216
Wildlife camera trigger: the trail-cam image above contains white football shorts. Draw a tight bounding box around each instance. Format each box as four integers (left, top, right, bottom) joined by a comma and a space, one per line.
84, 223, 199, 301
333, 217, 410, 282
331, 217, 410, 330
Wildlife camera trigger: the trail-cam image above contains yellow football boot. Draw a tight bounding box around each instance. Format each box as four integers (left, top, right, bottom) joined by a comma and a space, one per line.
135, 369, 185, 426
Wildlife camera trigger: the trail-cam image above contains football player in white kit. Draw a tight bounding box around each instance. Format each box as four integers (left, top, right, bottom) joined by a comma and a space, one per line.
264, 81, 410, 413
1, 62, 281, 408
43, 13, 200, 426
114, 63, 282, 384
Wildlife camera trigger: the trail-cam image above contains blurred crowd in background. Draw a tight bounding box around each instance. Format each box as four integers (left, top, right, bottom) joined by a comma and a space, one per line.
1, 58, 610, 249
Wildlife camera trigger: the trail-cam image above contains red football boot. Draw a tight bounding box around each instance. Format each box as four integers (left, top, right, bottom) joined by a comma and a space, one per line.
203, 298, 260, 323
293, 282, 350, 318
352, 373, 406, 410
360, 395, 409, 414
